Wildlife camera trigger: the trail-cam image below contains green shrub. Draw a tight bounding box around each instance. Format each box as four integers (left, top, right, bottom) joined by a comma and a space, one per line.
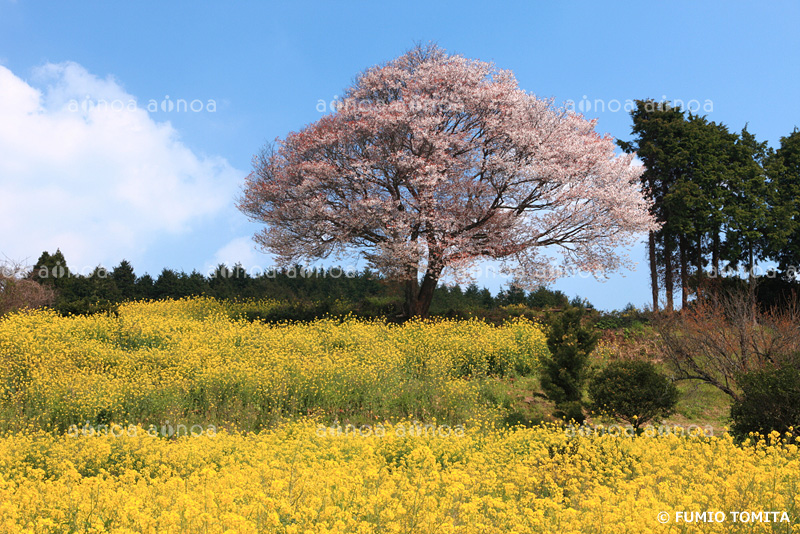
539, 307, 599, 423
588, 360, 679, 432
730, 364, 800, 441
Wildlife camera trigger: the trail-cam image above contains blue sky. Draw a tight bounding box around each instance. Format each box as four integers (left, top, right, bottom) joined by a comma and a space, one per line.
1, 0, 798, 310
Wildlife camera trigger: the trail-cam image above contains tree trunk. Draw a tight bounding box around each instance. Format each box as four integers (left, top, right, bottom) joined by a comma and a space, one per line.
403, 267, 441, 319
664, 232, 674, 312
712, 231, 720, 277
680, 234, 689, 309
403, 275, 419, 319
649, 231, 659, 312
695, 231, 704, 290
415, 271, 439, 317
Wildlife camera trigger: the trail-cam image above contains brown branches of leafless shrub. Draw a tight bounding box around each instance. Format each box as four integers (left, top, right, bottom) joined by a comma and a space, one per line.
0, 258, 55, 317
654, 286, 800, 402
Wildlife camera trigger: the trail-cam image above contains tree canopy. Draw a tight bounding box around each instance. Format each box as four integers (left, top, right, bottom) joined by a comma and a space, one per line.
618, 100, 793, 310
239, 44, 655, 317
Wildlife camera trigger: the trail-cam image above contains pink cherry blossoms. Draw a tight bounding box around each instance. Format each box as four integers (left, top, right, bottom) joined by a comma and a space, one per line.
238, 44, 656, 316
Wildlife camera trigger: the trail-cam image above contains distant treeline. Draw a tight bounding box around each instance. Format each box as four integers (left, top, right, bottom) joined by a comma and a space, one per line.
27, 250, 587, 320
23, 250, 797, 323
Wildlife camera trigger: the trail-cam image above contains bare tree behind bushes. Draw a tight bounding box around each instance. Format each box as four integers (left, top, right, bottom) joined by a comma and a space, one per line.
0, 259, 55, 317
654, 285, 800, 402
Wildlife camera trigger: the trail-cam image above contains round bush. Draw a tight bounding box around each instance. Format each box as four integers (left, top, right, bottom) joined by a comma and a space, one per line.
730, 365, 800, 441
588, 360, 679, 431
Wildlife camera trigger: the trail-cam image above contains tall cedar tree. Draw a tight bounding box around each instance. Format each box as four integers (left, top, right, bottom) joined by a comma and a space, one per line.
721, 127, 774, 284
618, 101, 686, 310
768, 129, 800, 276
619, 101, 769, 308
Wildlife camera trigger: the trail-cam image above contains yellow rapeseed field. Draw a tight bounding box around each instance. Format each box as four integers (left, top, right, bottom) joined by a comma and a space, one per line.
0, 423, 798, 533
1, 299, 798, 533
0, 298, 547, 433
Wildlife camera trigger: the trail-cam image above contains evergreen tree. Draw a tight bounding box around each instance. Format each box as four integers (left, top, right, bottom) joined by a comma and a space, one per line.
767, 129, 800, 276
539, 307, 599, 423
30, 249, 71, 289
153, 269, 182, 299
208, 264, 236, 299
620, 101, 755, 308
619, 101, 688, 310
135, 274, 156, 299
498, 285, 526, 306
89, 266, 121, 303
669, 115, 738, 299
720, 127, 773, 283
528, 287, 569, 309
479, 288, 495, 309
588, 360, 679, 433
184, 270, 209, 297
111, 260, 137, 300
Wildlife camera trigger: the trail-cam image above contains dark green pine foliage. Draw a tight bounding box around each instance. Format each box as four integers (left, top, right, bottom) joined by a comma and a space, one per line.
588, 360, 679, 433
539, 307, 599, 423
669, 114, 739, 292
767, 129, 800, 276
730, 363, 800, 441
720, 126, 774, 282
620, 100, 761, 308
24, 250, 596, 319
135, 274, 156, 299
111, 260, 137, 300
153, 269, 183, 299
29, 249, 71, 289
619, 100, 689, 311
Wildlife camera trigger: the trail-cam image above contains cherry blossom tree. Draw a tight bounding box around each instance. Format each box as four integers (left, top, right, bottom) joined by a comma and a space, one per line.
239, 44, 656, 317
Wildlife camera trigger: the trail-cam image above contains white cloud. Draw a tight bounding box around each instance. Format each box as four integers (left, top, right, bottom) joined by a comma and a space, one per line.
0, 61, 240, 270
206, 236, 268, 276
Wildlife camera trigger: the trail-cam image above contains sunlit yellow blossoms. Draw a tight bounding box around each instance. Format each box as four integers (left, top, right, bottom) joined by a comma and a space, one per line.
1, 299, 798, 533
0, 298, 547, 432
0, 423, 798, 533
